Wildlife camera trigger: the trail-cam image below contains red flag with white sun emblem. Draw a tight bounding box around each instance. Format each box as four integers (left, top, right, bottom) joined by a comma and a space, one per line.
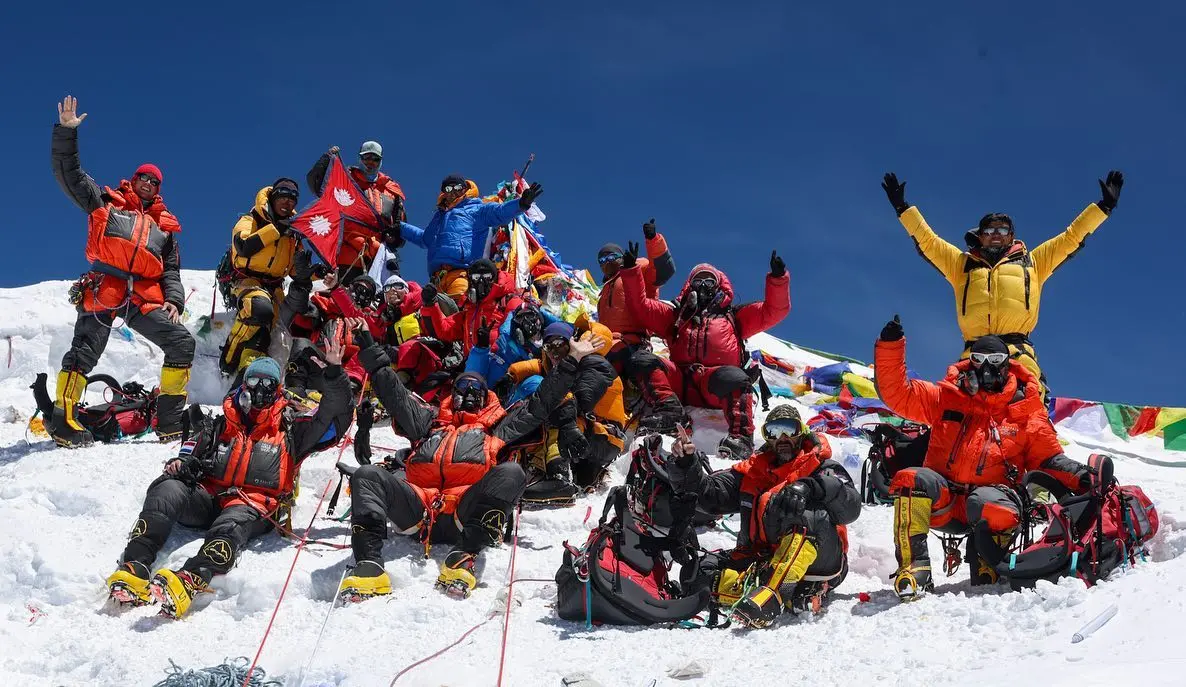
290, 155, 379, 265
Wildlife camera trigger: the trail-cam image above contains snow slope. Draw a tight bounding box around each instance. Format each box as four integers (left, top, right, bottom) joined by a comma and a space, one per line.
1, 271, 1184, 687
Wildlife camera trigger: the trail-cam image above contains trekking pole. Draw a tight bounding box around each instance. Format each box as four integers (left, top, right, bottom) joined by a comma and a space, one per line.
294, 531, 352, 687
1071, 603, 1118, 643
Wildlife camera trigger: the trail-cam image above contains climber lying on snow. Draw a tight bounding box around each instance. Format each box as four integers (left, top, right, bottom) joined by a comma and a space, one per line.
106, 336, 352, 618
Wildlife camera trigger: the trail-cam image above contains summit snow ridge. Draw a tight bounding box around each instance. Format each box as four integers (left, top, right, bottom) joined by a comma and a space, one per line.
1, 272, 1184, 686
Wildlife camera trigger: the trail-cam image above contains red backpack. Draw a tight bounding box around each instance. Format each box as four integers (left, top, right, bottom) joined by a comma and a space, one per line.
975, 453, 1159, 590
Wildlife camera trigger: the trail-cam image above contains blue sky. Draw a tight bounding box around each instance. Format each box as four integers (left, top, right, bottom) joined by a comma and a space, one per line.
3, 2, 1182, 405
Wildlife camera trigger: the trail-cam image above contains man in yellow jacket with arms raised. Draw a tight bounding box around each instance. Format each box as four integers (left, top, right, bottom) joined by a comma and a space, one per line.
879, 170, 1124, 396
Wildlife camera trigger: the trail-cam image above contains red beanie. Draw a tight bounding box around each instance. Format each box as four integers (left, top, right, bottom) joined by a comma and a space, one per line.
133, 163, 163, 184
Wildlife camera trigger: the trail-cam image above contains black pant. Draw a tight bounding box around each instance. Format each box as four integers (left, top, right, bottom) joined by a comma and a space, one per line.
62, 306, 194, 373
349, 462, 527, 563
119, 476, 271, 582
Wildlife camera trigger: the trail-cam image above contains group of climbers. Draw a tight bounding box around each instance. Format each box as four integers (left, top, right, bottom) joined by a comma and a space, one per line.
46, 93, 1133, 622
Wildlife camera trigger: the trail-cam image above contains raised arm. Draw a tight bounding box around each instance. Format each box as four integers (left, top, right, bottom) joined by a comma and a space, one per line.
882, 172, 965, 283
1030, 174, 1118, 281
358, 337, 437, 442
620, 250, 676, 335
305, 146, 336, 196
872, 318, 943, 426
51, 97, 103, 214
734, 252, 791, 339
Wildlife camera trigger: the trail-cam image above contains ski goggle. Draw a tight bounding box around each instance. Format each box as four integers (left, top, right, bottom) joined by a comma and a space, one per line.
544, 337, 569, 352
442, 183, 467, 193
136, 173, 161, 187
271, 187, 299, 201
454, 377, 484, 393
970, 351, 1009, 367
763, 417, 804, 441
244, 376, 279, 393
978, 225, 1012, 236
383, 282, 408, 293
691, 277, 718, 291
468, 271, 495, 283
598, 253, 623, 265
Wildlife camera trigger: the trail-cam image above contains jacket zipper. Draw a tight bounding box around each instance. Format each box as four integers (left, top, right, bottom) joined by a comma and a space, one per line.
976, 422, 1001, 476
946, 419, 969, 471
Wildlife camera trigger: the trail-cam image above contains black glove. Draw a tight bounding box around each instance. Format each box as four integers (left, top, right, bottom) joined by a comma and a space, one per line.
493, 377, 516, 403
353, 399, 374, 465
474, 318, 491, 350
762, 481, 810, 542
665, 448, 705, 496
291, 250, 317, 285
420, 282, 439, 307
769, 250, 786, 278
1096, 170, 1124, 214
559, 425, 590, 463
642, 218, 657, 240
881, 172, 909, 216
353, 326, 376, 351
382, 225, 403, 251
622, 241, 640, 269
519, 182, 544, 210
879, 314, 903, 342
794, 476, 826, 502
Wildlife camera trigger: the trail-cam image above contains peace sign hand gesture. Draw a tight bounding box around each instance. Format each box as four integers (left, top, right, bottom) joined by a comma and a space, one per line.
58, 96, 87, 128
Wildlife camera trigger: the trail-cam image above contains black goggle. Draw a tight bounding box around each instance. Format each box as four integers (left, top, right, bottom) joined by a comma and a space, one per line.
544, 338, 569, 352
136, 173, 161, 187
469, 272, 495, 283
455, 377, 484, 393
598, 253, 623, 265
244, 376, 279, 392
691, 277, 717, 291
970, 352, 1009, 367
271, 188, 299, 201
763, 417, 804, 441
443, 183, 467, 193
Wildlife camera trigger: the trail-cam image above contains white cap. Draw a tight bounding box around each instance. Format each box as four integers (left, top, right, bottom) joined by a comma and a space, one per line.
359, 141, 383, 158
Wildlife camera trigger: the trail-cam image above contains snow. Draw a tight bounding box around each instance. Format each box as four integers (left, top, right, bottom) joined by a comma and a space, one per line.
1, 271, 1185, 686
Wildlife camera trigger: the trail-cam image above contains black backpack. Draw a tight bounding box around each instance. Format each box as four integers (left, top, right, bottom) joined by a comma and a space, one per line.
556, 486, 711, 626
860, 422, 929, 504
624, 434, 718, 530
31, 372, 155, 443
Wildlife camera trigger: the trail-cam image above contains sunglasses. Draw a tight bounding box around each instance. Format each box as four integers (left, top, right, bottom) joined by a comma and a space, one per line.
136, 173, 161, 187
455, 377, 484, 393
978, 226, 1012, 236
763, 417, 804, 441
970, 351, 1009, 367
598, 253, 623, 265
544, 338, 569, 351
361, 154, 382, 163
443, 183, 467, 193
244, 376, 278, 391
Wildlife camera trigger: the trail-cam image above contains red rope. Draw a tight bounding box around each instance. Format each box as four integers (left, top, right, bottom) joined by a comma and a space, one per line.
240, 474, 334, 687
495, 508, 522, 687
241, 371, 367, 687
388, 619, 491, 685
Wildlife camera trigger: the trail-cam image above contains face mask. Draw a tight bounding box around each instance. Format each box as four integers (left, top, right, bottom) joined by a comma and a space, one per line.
239, 376, 279, 410
452, 377, 486, 412
512, 313, 542, 346
467, 273, 495, 302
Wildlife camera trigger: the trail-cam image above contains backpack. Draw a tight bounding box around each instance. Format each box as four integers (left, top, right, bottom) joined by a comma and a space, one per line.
624, 434, 718, 530
860, 422, 929, 504
215, 249, 237, 311
974, 453, 1159, 590
31, 372, 155, 443
556, 486, 711, 626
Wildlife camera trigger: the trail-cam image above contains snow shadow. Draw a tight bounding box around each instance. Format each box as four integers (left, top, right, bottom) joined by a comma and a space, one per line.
0, 438, 56, 465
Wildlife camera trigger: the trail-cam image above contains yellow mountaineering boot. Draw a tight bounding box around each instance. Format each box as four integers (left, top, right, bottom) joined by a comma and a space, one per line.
338, 561, 392, 603
713, 566, 749, 608
436, 550, 479, 599
893, 491, 934, 601
149, 568, 209, 618
50, 369, 94, 448
154, 366, 191, 443
731, 532, 818, 628
106, 561, 153, 606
